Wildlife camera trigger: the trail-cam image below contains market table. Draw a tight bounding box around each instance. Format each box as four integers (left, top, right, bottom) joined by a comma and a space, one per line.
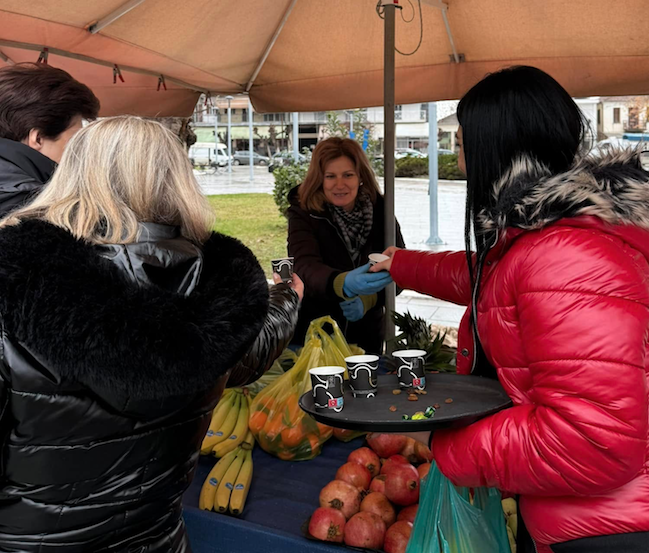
182, 436, 365, 553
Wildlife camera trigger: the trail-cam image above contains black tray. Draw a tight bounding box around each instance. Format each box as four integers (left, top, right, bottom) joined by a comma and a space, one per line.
299, 373, 512, 432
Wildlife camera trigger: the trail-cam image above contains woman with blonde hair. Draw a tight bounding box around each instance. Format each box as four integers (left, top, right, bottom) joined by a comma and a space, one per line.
0, 116, 301, 552
287, 137, 403, 353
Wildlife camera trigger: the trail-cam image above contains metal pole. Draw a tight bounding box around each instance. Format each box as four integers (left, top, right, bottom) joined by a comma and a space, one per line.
293, 112, 299, 161
226, 96, 233, 173
213, 96, 219, 167
383, 1, 397, 351
426, 102, 443, 244
349, 111, 354, 138
248, 97, 254, 182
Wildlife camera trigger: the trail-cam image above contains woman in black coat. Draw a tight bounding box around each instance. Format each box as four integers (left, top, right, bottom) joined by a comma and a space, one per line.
0, 116, 301, 552
287, 137, 404, 353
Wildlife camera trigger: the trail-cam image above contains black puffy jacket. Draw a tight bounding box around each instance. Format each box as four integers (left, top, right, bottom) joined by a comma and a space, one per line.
0, 138, 55, 217
0, 220, 298, 552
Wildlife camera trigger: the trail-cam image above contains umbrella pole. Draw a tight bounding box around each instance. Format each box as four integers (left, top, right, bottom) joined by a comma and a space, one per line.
383, 1, 397, 353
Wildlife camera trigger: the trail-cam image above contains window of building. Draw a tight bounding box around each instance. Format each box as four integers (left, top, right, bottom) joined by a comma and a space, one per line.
395, 105, 403, 121
613, 107, 621, 124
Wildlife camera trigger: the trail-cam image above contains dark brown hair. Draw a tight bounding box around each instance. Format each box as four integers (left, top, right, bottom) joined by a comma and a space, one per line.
299, 137, 380, 212
0, 62, 100, 141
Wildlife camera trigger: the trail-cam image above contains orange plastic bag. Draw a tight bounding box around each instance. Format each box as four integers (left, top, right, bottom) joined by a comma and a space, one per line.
249, 317, 362, 460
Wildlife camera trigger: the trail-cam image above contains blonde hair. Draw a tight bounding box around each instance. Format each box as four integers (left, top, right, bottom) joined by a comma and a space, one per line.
1, 116, 214, 244
299, 137, 380, 212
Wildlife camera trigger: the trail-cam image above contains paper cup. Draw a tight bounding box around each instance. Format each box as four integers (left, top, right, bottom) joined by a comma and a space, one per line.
345, 354, 379, 398
392, 349, 427, 390
271, 257, 294, 283
368, 253, 389, 266
309, 366, 345, 412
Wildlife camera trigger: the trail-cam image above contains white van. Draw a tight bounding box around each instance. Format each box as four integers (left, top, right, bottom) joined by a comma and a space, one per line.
188, 142, 231, 168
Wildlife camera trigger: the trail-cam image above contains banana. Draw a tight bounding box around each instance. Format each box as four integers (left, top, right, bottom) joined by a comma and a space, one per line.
214, 448, 246, 513
200, 392, 236, 455
212, 392, 251, 458
198, 447, 239, 511
201, 393, 241, 455
229, 448, 253, 515
501, 498, 517, 517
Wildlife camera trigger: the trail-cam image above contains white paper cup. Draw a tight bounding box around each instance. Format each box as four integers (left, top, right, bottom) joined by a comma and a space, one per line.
368, 253, 390, 266
309, 366, 345, 412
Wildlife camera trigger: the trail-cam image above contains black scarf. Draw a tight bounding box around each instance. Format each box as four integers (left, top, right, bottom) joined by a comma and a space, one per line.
328, 191, 374, 263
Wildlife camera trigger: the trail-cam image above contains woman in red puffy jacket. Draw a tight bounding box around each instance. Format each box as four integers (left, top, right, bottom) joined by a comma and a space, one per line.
373, 66, 649, 552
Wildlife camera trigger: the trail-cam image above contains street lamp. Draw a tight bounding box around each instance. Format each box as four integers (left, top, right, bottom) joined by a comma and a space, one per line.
226, 95, 233, 173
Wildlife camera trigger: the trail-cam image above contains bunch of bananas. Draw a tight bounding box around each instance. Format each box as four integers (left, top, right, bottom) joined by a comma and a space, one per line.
201, 388, 251, 457
199, 388, 255, 515
199, 432, 254, 514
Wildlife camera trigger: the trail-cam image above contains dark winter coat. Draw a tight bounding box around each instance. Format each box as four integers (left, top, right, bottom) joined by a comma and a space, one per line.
287, 187, 404, 353
391, 150, 649, 552
0, 220, 298, 552
0, 138, 55, 217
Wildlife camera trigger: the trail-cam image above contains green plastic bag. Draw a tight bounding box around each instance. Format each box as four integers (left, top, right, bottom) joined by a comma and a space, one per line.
407, 462, 511, 553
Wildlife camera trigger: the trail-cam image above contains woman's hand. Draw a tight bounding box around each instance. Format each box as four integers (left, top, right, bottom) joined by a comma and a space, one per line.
273, 272, 305, 301
369, 246, 403, 273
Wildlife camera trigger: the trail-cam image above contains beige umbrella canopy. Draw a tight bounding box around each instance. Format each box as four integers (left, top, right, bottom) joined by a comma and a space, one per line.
1, 0, 648, 116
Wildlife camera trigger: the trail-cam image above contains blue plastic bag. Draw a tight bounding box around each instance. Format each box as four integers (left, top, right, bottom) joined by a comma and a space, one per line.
406, 462, 511, 553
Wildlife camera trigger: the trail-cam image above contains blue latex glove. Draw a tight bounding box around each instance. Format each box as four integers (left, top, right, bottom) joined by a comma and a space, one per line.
340, 297, 365, 322
343, 263, 393, 297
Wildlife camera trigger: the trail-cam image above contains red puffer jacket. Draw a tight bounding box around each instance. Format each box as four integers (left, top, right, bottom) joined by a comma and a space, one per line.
390, 152, 649, 552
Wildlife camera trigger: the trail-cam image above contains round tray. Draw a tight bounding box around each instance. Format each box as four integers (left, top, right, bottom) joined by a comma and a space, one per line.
299, 373, 512, 432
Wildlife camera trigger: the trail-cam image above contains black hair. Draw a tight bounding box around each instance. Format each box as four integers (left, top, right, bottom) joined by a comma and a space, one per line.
457, 65, 586, 282
0, 62, 100, 142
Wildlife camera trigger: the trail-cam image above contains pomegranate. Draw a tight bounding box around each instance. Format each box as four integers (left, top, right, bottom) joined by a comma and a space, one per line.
397, 503, 418, 524
417, 463, 431, 480
400, 437, 418, 464
336, 462, 372, 490
348, 447, 381, 478
369, 475, 387, 494
385, 464, 420, 506
360, 491, 396, 527
414, 440, 433, 463
384, 520, 413, 553
367, 433, 407, 458
319, 480, 362, 519
343, 511, 386, 549
380, 454, 410, 476
308, 507, 346, 543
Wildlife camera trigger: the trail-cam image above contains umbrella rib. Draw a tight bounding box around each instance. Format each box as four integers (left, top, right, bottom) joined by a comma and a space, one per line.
0, 49, 15, 65
245, 0, 297, 92
0, 38, 209, 93
88, 0, 148, 34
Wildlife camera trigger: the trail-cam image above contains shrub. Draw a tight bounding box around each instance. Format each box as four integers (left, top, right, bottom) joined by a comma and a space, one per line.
395, 156, 428, 177
272, 161, 308, 217
438, 154, 465, 180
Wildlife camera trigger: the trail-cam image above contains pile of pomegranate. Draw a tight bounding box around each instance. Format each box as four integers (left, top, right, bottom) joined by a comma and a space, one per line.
308, 433, 432, 553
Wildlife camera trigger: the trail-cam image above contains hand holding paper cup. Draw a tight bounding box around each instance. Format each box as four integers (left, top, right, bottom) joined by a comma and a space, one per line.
368, 253, 389, 267
309, 366, 345, 412
271, 257, 294, 283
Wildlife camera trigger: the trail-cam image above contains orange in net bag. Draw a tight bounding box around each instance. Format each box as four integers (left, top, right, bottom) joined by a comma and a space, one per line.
249, 317, 363, 460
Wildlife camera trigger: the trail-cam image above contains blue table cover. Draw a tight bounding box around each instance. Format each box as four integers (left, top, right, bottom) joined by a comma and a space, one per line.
182, 436, 366, 553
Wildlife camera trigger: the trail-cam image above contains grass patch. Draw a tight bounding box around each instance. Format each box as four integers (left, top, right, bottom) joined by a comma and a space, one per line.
208, 194, 288, 278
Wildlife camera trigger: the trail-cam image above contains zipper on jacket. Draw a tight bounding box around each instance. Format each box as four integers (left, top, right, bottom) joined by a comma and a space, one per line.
470, 230, 499, 374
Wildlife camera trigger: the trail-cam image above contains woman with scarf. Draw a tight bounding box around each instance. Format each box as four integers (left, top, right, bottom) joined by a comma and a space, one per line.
371, 66, 649, 552
287, 137, 404, 354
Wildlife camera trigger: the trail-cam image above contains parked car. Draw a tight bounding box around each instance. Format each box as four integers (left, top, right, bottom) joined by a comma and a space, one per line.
268, 151, 308, 172
188, 142, 231, 167
232, 150, 271, 166
395, 148, 426, 159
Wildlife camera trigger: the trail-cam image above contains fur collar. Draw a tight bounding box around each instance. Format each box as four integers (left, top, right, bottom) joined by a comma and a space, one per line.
478, 148, 649, 233
0, 220, 269, 399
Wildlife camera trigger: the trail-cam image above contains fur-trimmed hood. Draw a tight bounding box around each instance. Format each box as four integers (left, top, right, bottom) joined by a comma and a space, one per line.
478, 148, 649, 233
0, 219, 269, 399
